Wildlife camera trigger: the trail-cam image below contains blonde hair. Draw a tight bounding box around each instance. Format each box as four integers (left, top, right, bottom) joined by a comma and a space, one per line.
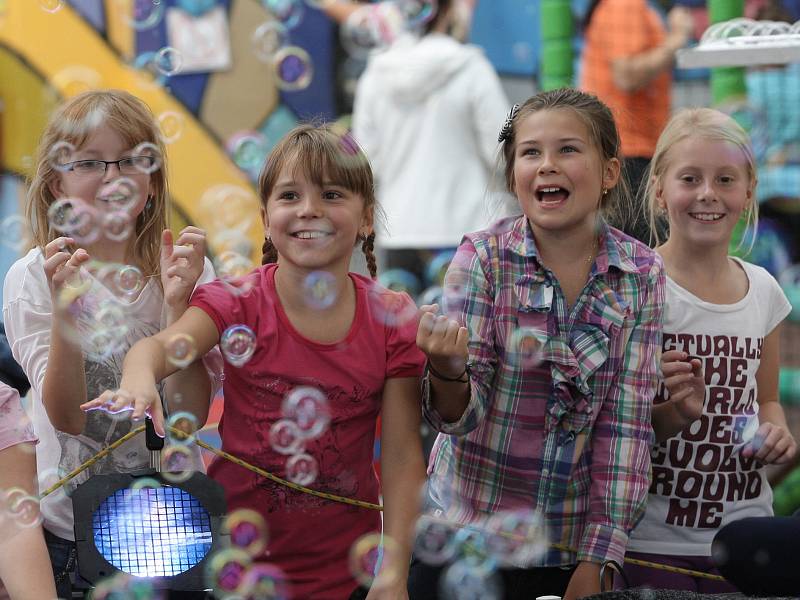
26, 89, 169, 284
258, 123, 379, 278
499, 88, 631, 229
645, 107, 758, 251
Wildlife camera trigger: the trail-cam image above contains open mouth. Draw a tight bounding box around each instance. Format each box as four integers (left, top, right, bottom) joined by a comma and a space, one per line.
536, 186, 570, 205
689, 213, 724, 222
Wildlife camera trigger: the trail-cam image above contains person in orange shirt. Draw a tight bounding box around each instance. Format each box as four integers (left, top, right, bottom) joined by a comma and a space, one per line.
581, 0, 694, 243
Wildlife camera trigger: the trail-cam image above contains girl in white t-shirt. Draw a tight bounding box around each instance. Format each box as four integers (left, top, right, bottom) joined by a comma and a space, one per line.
624, 108, 797, 591
2, 90, 218, 598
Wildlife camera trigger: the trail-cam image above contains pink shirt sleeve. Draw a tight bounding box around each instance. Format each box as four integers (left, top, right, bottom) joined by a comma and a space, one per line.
384, 292, 426, 379
0, 383, 36, 452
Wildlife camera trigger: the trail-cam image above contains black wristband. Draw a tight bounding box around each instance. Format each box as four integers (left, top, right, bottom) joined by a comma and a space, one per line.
427, 361, 470, 383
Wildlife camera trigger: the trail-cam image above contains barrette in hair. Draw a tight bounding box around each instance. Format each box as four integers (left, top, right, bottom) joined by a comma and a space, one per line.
498, 103, 521, 143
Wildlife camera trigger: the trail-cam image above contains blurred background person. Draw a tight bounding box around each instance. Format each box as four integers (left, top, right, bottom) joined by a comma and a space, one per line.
580, 0, 694, 243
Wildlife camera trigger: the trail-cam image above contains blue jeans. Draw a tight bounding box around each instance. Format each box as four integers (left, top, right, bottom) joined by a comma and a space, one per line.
44, 529, 77, 599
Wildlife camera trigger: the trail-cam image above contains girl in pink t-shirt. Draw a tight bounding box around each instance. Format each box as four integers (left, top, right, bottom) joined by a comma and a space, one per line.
82, 124, 427, 599
0, 382, 56, 599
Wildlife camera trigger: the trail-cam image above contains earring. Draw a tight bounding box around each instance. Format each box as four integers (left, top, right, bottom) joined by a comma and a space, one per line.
602, 188, 609, 196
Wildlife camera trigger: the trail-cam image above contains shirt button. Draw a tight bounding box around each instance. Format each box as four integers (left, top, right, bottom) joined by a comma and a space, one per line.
541, 468, 550, 478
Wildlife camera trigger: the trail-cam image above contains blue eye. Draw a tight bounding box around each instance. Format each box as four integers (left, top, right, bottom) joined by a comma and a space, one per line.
522, 148, 539, 156
561, 146, 577, 153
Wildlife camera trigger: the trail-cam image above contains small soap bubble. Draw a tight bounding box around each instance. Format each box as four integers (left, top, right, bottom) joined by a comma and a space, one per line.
130, 477, 162, 493
165, 333, 198, 369
395, 0, 438, 28
0, 216, 33, 252
96, 177, 140, 213
453, 526, 493, 570
426, 249, 455, 286
158, 111, 184, 144
2, 488, 42, 528
114, 265, 145, 298
39, 0, 64, 13
205, 548, 252, 595
439, 558, 502, 600
215, 251, 256, 297
132, 142, 162, 174
508, 327, 544, 369
166, 411, 199, 446
414, 515, 458, 565
485, 509, 548, 568
227, 131, 269, 173
269, 419, 305, 455
154, 47, 183, 76
123, 0, 166, 31
240, 563, 291, 600
103, 210, 134, 242
263, 0, 305, 29
252, 20, 289, 62
302, 271, 339, 310
367, 284, 418, 329
282, 386, 330, 440
48, 197, 86, 233
285, 452, 319, 486
221, 324, 257, 367
273, 46, 313, 91
162, 446, 194, 483
224, 508, 268, 557
349, 533, 402, 588
418, 286, 444, 310
200, 184, 257, 231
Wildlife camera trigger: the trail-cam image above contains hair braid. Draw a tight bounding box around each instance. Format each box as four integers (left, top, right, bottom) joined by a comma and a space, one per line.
361, 233, 377, 279
261, 237, 278, 266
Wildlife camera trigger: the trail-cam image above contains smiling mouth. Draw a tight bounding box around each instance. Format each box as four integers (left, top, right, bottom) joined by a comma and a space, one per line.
689, 213, 724, 222
536, 186, 569, 204
291, 231, 332, 239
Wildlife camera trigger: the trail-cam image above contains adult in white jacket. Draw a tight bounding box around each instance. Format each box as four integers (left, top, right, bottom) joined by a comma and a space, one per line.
351, 0, 510, 283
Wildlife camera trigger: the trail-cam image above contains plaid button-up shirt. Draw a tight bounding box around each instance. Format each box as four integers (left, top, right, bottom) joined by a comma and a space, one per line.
424, 215, 665, 566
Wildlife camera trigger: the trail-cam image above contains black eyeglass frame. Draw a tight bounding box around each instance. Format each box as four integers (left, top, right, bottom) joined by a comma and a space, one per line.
61, 156, 156, 174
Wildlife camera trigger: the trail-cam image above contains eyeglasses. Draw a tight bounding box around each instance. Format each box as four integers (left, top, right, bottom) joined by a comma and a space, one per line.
62, 156, 157, 176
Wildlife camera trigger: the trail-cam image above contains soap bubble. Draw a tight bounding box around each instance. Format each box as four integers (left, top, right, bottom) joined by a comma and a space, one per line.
220, 324, 257, 367
285, 452, 319, 486
282, 386, 330, 439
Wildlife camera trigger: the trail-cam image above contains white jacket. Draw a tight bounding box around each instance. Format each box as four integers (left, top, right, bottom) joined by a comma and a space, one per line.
353, 33, 510, 249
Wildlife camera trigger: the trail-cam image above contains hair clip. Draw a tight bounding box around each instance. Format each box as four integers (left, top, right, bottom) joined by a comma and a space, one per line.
498, 103, 521, 143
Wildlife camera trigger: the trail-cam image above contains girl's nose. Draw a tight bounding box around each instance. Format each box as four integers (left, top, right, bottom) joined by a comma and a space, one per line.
538, 153, 558, 174
296, 195, 323, 217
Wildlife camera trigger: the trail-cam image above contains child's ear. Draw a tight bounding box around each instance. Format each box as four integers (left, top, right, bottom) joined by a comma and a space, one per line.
47, 176, 64, 200
360, 204, 375, 238
602, 157, 621, 191
260, 206, 270, 237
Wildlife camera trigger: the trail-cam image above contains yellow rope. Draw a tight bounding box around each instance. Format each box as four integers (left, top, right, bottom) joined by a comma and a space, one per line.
36, 424, 724, 582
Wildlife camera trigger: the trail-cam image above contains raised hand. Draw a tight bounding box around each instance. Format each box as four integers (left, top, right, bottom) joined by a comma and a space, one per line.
43, 236, 90, 299
160, 227, 207, 312
662, 350, 704, 424
80, 384, 165, 437
741, 422, 797, 465
416, 304, 469, 378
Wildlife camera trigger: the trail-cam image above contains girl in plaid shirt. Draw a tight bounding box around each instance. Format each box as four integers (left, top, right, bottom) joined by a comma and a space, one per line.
413, 88, 665, 599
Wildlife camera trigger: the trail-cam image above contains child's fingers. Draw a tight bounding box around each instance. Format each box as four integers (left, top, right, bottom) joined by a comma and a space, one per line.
160, 229, 174, 263
455, 326, 469, 355
661, 360, 692, 377
417, 310, 437, 340
43, 252, 71, 278
80, 389, 116, 411
774, 438, 798, 465
175, 231, 206, 249
44, 237, 75, 259
755, 425, 787, 463
663, 372, 696, 392
662, 350, 689, 363
166, 265, 193, 281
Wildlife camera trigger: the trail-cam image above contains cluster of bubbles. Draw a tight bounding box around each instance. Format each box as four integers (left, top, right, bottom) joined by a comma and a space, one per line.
414, 507, 549, 600
202, 508, 290, 599
90, 572, 161, 600
269, 386, 330, 486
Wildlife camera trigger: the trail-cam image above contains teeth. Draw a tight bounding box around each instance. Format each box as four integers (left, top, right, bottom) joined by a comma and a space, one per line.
691, 213, 724, 221
294, 231, 329, 239
540, 187, 561, 193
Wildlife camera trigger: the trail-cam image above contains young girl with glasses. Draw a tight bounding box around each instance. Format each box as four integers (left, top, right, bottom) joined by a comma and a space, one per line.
82, 123, 427, 599
2, 89, 220, 598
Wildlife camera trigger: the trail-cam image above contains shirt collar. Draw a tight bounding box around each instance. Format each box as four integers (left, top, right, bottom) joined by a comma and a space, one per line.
508, 215, 640, 275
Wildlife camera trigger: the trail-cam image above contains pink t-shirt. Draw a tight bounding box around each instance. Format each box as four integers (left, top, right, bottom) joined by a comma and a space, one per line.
0, 382, 36, 452
190, 264, 425, 599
